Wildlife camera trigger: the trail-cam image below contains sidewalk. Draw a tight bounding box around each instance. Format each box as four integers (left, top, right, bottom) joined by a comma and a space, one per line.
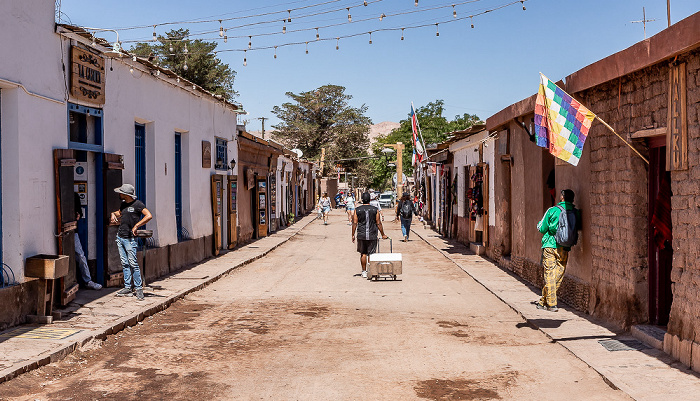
411, 223, 700, 401
0, 214, 317, 384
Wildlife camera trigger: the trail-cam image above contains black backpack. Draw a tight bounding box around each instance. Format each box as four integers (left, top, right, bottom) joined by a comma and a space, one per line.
554, 205, 578, 247
400, 200, 413, 219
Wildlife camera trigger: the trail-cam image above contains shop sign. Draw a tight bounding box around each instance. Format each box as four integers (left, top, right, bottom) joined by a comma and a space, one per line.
667, 62, 688, 171
71, 46, 105, 104
202, 141, 212, 168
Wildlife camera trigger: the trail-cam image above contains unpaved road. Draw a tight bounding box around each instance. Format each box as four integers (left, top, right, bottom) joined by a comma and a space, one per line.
0, 213, 631, 400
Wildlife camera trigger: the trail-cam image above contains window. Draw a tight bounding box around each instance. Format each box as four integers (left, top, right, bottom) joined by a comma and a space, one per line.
134, 124, 146, 204
215, 137, 228, 170
68, 103, 103, 149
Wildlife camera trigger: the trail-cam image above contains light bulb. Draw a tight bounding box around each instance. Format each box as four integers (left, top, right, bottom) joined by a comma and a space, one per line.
192, 85, 195, 90
379, 13, 385, 21
316, 28, 319, 40
183, 62, 188, 71
248, 36, 252, 49
363, 0, 367, 5
91, 36, 96, 47
169, 42, 174, 52
219, 20, 223, 37
470, 16, 474, 28
369, 32, 372, 45
224, 35, 227, 43
521, 1, 526, 10
153, 26, 157, 41
436, 23, 439, 36
243, 50, 247, 66
132, 55, 137, 62
156, 70, 160, 76
287, 10, 291, 22
305, 42, 308, 54
177, 77, 180, 83
184, 43, 188, 54
336, 38, 339, 50
347, 8, 352, 22
453, 5, 457, 18
129, 67, 134, 74
283, 20, 286, 34
415, 0, 418, 6
401, 28, 404, 40
274, 46, 277, 59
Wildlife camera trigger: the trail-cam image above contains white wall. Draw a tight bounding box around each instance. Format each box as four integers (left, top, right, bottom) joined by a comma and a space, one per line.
0, 2, 67, 281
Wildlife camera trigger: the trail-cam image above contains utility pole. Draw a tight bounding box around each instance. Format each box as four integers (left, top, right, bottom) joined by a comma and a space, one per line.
667, 0, 671, 27
319, 148, 326, 177
384, 142, 405, 197
257, 117, 268, 140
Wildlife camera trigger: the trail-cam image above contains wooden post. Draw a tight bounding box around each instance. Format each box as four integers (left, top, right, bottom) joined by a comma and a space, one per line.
319, 148, 326, 177
396, 142, 404, 196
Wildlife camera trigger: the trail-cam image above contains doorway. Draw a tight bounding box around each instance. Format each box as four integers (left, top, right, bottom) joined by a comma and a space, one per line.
174, 133, 183, 241
648, 140, 673, 325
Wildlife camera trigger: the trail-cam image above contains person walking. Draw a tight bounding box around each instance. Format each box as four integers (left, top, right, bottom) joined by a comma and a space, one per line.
535, 189, 581, 312
317, 192, 332, 225
369, 192, 384, 221
345, 192, 356, 225
352, 192, 388, 278
395, 192, 416, 242
74, 192, 102, 290
110, 184, 152, 301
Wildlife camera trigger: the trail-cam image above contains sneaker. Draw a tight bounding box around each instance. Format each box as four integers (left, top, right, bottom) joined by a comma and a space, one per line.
361, 271, 368, 278
116, 288, 133, 297
535, 302, 547, 310
86, 281, 102, 290
135, 289, 145, 301
548, 306, 559, 312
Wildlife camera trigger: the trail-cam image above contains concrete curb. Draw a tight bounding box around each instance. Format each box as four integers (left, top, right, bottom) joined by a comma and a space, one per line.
410, 227, 625, 393
0, 215, 317, 384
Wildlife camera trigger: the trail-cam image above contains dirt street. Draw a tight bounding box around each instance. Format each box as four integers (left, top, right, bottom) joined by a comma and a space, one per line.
0, 213, 631, 400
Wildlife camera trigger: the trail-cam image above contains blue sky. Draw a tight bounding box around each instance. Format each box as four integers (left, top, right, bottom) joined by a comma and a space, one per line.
58, 1, 699, 132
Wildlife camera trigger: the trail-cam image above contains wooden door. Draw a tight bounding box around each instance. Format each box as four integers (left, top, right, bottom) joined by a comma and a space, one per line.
102, 153, 124, 287
54, 150, 78, 305
482, 164, 490, 247
257, 178, 268, 238
227, 175, 238, 249
211, 175, 223, 255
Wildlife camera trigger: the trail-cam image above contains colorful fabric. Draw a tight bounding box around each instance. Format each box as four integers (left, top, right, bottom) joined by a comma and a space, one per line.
534, 74, 596, 166
410, 104, 424, 165
540, 247, 569, 307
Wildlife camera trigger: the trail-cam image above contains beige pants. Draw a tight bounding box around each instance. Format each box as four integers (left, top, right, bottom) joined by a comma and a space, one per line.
540, 247, 569, 307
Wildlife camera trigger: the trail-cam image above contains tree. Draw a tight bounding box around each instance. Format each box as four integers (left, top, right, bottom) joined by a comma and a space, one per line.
271, 85, 372, 174
130, 29, 237, 100
367, 100, 482, 190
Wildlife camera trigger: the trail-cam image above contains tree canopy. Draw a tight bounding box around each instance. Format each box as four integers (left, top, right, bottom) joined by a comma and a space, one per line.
367, 100, 482, 190
271, 85, 372, 173
130, 29, 237, 100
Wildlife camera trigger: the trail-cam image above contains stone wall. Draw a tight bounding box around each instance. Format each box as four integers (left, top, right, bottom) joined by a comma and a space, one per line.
665, 50, 700, 352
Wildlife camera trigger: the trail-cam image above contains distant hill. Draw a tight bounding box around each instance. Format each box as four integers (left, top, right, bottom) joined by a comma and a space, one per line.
368, 121, 400, 152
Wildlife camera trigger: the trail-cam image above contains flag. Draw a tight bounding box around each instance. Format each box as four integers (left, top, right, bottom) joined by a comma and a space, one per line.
534, 73, 596, 166
410, 104, 424, 165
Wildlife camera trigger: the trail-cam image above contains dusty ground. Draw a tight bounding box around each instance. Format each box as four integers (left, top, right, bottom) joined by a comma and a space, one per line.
0, 213, 631, 400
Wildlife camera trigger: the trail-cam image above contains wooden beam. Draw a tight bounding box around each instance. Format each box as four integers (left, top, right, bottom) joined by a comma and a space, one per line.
631, 127, 667, 138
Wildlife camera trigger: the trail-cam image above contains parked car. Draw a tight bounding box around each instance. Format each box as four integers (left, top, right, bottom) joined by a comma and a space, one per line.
379, 193, 395, 209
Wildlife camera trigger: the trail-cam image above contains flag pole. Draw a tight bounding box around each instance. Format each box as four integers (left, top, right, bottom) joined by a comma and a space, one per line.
595, 116, 649, 164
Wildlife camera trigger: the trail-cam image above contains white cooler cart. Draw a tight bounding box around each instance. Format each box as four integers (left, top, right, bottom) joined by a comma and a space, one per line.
368, 238, 402, 281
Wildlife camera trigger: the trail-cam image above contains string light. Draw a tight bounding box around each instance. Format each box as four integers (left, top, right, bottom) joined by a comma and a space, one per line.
521, 1, 526, 10
379, 13, 386, 21
401, 28, 404, 40
274, 46, 277, 58
415, 0, 418, 6
130, 66, 134, 74
169, 42, 174, 52
132, 55, 137, 61
470, 16, 474, 28
243, 49, 247, 66
224, 33, 227, 43
316, 28, 320, 40
91, 35, 96, 47
287, 10, 292, 22
363, 0, 367, 5
152, 25, 157, 41
183, 57, 188, 70
283, 20, 286, 34
435, 23, 439, 36
347, 8, 352, 22
248, 36, 252, 49
219, 20, 223, 37
305, 41, 309, 54
336, 37, 339, 50
176, 77, 180, 83
453, 5, 457, 18
368, 31, 372, 44
184, 42, 188, 54
192, 84, 196, 90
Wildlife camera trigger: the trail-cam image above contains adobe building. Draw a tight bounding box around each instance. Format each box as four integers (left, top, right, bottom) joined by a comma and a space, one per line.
485, 12, 700, 370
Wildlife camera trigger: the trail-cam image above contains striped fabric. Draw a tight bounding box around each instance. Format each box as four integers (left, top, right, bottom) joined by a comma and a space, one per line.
535, 74, 596, 166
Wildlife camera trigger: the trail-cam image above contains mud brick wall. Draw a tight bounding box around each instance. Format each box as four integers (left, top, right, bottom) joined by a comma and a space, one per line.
666, 51, 700, 342
574, 65, 665, 326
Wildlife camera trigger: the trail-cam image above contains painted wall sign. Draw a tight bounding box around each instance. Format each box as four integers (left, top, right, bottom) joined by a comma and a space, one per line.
202, 141, 212, 168
667, 62, 688, 171
71, 46, 105, 104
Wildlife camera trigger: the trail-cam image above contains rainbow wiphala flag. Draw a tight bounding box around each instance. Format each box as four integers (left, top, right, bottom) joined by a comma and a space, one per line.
534, 74, 596, 166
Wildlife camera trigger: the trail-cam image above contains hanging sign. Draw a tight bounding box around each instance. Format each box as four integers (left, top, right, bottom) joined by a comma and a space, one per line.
667, 62, 688, 171
71, 46, 105, 104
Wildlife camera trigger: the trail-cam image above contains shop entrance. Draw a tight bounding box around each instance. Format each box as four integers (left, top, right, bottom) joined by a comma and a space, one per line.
648, 139, 673, 325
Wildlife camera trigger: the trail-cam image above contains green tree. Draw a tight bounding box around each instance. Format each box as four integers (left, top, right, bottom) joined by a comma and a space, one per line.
271, 85, 372, 174
130, 29, 237, 100
367, 100, 481, 190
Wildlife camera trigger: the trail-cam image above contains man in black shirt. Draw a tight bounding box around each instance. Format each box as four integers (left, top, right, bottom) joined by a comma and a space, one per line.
110, 184, 152, 300
352, 192, 388, 278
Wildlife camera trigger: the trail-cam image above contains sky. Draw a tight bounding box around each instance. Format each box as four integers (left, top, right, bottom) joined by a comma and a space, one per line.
58, 1, 699, 132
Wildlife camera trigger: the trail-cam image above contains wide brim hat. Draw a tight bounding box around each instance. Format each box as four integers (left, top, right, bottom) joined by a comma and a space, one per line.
114, 184, 137, 199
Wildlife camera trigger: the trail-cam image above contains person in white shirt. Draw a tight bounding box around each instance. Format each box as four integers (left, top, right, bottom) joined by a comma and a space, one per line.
369, 192, 383, 221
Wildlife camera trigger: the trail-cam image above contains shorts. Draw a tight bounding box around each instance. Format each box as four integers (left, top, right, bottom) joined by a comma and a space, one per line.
346, 205, 355, 211
322, 206, 330, 213
356, 239, 378, 255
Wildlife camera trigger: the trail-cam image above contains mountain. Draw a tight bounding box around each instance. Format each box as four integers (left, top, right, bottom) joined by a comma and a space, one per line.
368, 121, 400, 151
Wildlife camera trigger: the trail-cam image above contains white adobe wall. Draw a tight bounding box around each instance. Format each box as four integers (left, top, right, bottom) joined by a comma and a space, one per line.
0, 2, 67, 281
93, 54, 238, 246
